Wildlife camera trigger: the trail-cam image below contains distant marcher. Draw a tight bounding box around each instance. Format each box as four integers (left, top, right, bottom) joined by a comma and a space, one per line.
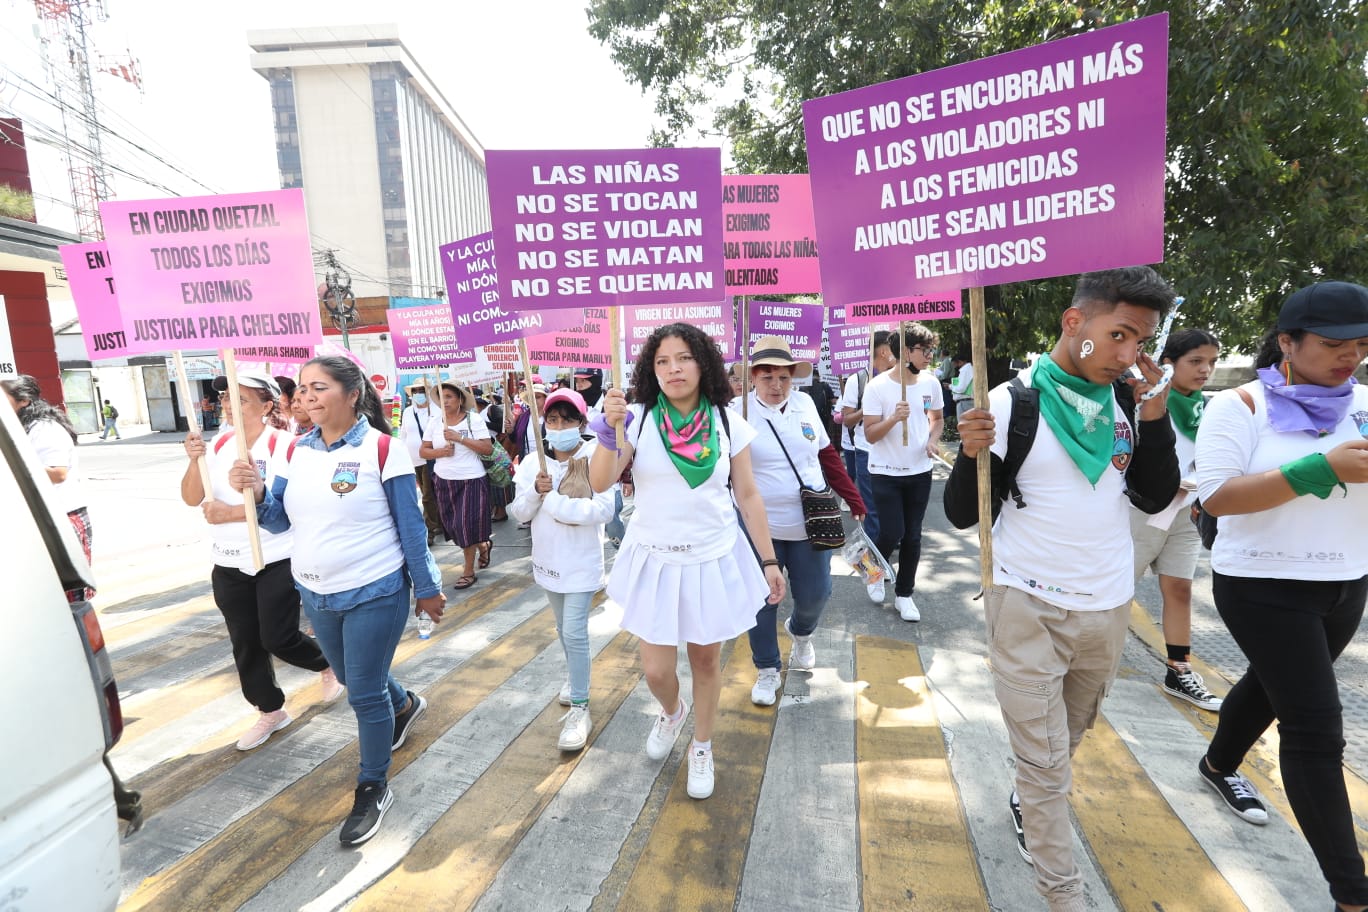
950, 355, 975, 419
99, 399, 120, 439
420, 381, 494, 590
275, 377, 297, 432
839, 331, 896, 547
398, 382, 443, 544
290, 387, 315, 436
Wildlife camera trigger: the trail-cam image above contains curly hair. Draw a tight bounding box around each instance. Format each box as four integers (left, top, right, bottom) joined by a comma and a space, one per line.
630, 323, 730, 409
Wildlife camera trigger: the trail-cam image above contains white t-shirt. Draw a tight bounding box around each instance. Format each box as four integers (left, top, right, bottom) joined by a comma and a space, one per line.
1131, 413, 1199, 529
507, 442, 616, 592
741, 390, 829, 541
206, 428, 293, 572
838, 372, 872, 452
951, 362, 975, 401
988, 366, 1137, 611
621, 401, 756, 563
862, 370, 942, 476
27, 419, 82, 514
425, 412, 492, 481
400, 402, 441, 466
280, 427, 413, 594
1196, 381, 1368, 580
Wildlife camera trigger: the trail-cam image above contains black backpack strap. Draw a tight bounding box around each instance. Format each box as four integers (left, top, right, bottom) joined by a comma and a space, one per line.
1002, 376, 1039, 510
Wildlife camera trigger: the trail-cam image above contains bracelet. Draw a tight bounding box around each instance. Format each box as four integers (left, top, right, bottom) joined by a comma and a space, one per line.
760, 558, 781, 569
1279, 452, 1345, 500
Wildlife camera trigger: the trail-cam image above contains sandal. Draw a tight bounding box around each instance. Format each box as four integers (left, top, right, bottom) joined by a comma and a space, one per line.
453, 574, 478, 590
478, 540, 492, 569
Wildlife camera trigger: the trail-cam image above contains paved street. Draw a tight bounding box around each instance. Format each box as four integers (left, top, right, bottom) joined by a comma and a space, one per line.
85, 431, 1367, 911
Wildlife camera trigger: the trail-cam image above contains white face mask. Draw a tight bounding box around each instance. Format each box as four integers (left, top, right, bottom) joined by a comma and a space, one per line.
411, 393, 427, 407
544, 427, 583, 452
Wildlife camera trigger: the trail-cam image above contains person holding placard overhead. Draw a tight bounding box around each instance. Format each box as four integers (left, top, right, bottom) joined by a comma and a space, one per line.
589, 322, 785, 800
861, 323, 944, 621
179, 370, 340, 752
420, 381, 494, 589
231, 355, 444, 848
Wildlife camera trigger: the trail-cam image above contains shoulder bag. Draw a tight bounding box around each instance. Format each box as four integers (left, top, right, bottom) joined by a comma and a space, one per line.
765, 419, 845, 551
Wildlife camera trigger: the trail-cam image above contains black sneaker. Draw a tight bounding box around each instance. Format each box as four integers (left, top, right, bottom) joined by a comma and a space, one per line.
392, 691, 427, 751
1164, 664, 1223, 712
339, 781, 393, 846
1198, 757, 1268, 825
1009, 790, 1032, 864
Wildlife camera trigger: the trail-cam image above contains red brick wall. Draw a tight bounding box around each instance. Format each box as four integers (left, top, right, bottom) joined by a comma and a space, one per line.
0, 118, 36, 222
1, 270, 61, 407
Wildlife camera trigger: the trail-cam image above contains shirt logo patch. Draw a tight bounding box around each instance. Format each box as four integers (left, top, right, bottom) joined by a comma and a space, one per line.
331, 461, 361, 496
1111, 420, 1133, 471
800, 421, 816, 441
1352, 410, 1368, 438
922, 394, 933, 411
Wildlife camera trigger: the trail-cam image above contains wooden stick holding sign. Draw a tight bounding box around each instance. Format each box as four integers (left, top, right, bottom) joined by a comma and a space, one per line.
172, 351, 216, 498
899, 321, 909, 446
607, 307, 626, 452
969, 287, 993, 593
220, 349, 265, 571
516, 338, 548, 475
740, 296, 751, 419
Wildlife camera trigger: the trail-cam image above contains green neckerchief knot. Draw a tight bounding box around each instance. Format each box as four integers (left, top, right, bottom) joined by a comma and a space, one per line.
1167, 387, 1204, 441
1030, 352, 1116, 486
654, 392, 719, 489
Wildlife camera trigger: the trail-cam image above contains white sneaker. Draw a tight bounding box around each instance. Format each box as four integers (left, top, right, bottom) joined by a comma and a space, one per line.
558, 681, 572, 706
557, 704, 591, 752
687, 743, 714, 799
784, 617, 816, 670
645, 699, 689, 760
236, 709, 291, 750
896, 595, 921, 622
319, 668, 344, 702
751, 668, 782, 706
866, 580, 886, 604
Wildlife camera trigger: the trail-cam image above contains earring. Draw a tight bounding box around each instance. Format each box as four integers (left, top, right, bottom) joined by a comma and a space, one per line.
1080, 339, 1095, 358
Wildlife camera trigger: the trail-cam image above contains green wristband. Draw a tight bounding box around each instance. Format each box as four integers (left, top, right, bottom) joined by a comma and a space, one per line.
1279, 452, 1345, 500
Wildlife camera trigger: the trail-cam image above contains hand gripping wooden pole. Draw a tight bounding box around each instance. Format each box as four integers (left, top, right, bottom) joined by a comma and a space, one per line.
173, 351, 214, 498
607, 306, 626, 452
517, 337, 548, 475
221, 349, 265, 571
969, 287, 993, 593
740, 296, 751, 419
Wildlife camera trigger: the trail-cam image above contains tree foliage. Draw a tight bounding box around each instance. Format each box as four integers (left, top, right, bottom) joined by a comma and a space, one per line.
588, 0, 1368, 357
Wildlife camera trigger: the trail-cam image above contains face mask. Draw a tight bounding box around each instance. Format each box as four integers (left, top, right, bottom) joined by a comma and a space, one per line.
545, 427, 583, 452
412, 394, 427, 407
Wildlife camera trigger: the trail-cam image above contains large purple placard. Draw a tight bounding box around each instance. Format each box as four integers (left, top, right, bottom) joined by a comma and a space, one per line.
487, 148, 726, 310
440, 232, 583, 348
745, 300, 825, 362
802, 15, 1168, 303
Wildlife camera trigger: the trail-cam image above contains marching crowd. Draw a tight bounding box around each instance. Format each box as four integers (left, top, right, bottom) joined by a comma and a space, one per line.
7, 268, 1368, 911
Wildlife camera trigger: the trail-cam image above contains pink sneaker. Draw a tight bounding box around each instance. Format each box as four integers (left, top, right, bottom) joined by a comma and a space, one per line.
236, 709, 291, 750
320, 668, 344, 702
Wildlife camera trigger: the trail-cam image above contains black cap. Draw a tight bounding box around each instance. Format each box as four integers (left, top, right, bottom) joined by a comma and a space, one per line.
1277, 282, 1368, 340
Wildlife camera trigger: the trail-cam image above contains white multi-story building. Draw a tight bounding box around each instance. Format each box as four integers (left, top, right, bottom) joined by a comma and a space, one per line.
248, 25, 489, 301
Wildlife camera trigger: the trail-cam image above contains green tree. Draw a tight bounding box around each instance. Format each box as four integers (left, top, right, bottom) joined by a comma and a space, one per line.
589, 0, 1368, 356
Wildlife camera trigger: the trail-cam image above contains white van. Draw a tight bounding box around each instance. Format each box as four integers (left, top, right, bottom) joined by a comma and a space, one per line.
0, 399, 121, 910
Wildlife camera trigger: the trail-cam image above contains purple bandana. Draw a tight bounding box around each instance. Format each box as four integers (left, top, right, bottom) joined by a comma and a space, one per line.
1257, 367, 1357, 438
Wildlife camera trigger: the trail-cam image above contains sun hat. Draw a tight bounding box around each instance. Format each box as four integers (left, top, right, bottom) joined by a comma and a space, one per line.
748, 335, 813, 379
438, 381, 477, 412
1277, 281, 1368, 340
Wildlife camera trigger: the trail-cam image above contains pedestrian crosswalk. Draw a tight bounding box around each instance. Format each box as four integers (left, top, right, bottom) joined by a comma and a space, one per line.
107, 540, 1362, 911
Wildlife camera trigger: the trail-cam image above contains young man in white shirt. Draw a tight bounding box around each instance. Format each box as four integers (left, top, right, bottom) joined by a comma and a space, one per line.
861, 324, 943, 620
398, 382, 443, 545
944, 267, 1180, 912
839, 330, 896, 588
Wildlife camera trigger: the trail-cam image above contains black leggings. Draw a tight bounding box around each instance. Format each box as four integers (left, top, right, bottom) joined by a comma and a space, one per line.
1207, 572, 1368, 906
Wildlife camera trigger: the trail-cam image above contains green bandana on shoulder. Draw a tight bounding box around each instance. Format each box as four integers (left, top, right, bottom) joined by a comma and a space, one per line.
1166, 388, 1204, 441
1030, 353, 1116, 486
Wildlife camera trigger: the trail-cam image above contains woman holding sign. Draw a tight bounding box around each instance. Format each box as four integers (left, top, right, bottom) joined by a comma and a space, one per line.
589, 323, 785, 800
419, 381, 494, 589
232, 355, 444, 848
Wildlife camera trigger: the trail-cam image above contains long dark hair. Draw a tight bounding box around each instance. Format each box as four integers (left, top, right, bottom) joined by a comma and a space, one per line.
302, 356, 389, 433
1159, 328, 1220, 365
2, 375, 77, 442
241, 386, 289, 431
630, 323, 730, 410
1254, 327, 1304, 369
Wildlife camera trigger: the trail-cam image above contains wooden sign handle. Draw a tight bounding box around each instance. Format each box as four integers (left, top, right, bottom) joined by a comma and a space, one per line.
899, 322, 909, 446
173, 352, 215, 499
517, 338, 548, 475
969, 287, 993, 593
222, 349, 265, 571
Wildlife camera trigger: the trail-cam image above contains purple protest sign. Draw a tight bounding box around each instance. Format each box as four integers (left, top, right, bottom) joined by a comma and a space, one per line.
439, 232, 584, 348
746, 300, 825, 361
844, 293, 962, 324
388, 303, 472, 371
487, 148, 725, 310
825, 305, 887, 376
802, 15, 1168, 303
622, 301, 735, 363
58, 242, 142, 360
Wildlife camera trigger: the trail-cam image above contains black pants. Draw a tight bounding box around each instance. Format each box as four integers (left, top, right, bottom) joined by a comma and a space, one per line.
212, 560, 329, 713
415, 463, 444, 538
1208, 572, 1368, 905
871, 471, 932, 597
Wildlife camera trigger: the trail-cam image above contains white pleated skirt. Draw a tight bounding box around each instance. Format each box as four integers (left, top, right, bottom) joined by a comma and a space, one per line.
608, 532, 769, 646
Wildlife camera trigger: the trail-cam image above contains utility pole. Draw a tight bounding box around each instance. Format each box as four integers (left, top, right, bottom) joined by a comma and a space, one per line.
321, 251, 358, 350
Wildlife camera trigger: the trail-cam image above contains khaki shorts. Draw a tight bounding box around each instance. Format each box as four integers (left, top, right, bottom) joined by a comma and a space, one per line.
1131, 505, 1200, 581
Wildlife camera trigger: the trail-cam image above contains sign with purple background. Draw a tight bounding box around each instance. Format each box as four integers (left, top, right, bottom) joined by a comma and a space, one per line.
99, 188, 321, 355
825, 305, 888, 376
59, 242, 142, 360
723, 174, 821, 294
440, 232, 583, 348
843, 293, 963, 324
802, 14, 1168, 304
622, 301, 735, 363
745, 300, 825, 362
487, 148, 725, 310
388, 303, 471, 371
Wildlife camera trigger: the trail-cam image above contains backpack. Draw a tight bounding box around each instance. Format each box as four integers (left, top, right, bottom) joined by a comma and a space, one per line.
108, 405, 119, 420
1000, 377, 1040, 511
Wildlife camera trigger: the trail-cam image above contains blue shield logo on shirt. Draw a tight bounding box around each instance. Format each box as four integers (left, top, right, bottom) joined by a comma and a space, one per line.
331, 461, 360, 496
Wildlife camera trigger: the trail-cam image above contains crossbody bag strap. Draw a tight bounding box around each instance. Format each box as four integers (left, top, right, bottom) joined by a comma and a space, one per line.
764, 419, 805, 487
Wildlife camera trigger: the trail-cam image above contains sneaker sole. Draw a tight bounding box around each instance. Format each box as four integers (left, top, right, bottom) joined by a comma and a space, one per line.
687, 781, 714, 799
236, 715, 291, 751
1163, 683, 1222, 712
558, 730, 589, 751
340, 788, 394, 847
392, 695, 427, 751
751, 690, 778, 706
1199, 771, 1269, 825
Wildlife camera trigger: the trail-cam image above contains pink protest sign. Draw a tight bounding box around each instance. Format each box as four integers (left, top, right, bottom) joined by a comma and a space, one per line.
58, 242, 141, 360
523, 307, 613, 369
98, 188, 322, 355
723, 174, 821, 294
843, 293, 962, 324
746, 300, 825, 361
802, 15, 1168, 303
622, 301, 736, 363
487, 148, 725, 310
825, 305, 887, 376
389, 303, 471, 371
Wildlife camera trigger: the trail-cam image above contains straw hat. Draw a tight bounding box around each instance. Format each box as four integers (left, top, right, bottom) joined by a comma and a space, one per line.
748, 335, 813, 379
438, 381, 476, 412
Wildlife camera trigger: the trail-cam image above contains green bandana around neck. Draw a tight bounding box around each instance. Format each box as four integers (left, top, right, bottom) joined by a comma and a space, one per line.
1030, 352, 1116, 486
654, 392, 719, 489
1166, 387, 1204, 441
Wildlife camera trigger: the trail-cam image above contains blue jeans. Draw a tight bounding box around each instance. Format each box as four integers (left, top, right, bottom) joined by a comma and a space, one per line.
546, 590, 595, 702
872, 471, 932, 598
302, 581, 410, 785
605, 488, 626, 544
100, 417, 120, 439
749, 538, 834, 670
854, 448, 879, 543
842, 447, 856, 484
